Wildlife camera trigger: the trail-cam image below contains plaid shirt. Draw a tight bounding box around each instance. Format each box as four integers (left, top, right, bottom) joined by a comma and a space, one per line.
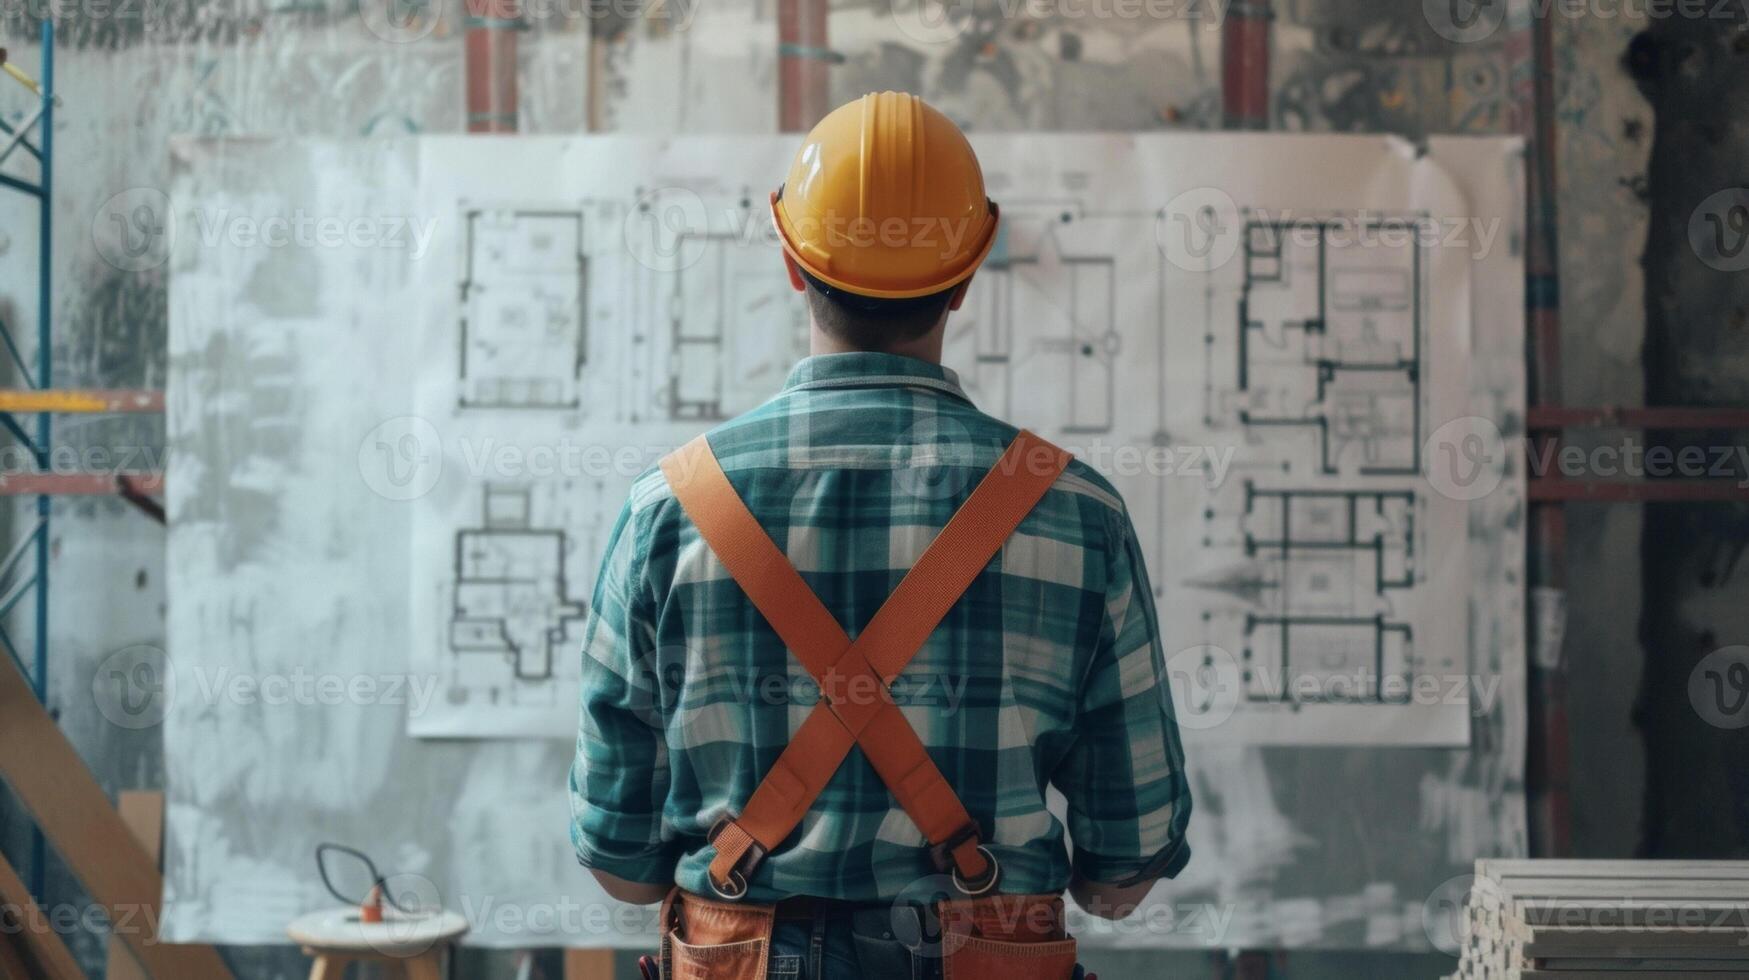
570, 352, 1192, 901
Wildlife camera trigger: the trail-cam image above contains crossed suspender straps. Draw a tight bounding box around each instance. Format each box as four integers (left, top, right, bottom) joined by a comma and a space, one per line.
659, 430, 1071, 899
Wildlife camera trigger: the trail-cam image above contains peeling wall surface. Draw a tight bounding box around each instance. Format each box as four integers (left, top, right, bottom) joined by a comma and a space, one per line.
1548, 7, 1653, 863
0, 0, 1674, 976
1632, 8, 1749, 860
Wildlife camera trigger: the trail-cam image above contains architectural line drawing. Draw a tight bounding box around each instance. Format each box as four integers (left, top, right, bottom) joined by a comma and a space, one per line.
947, 202, 1128, 432
667, 223, 806, 422
411, 159, 1491, 748
447, 484, 588, 696
1236, 484, 1417, 705
458, 208, 588, 410
1175, 206, 1454, 721
1229, 212, 1426, 476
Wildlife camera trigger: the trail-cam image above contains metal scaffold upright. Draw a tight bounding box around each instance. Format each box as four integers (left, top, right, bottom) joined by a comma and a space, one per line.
2, 22, 167, 910
0, 17, 56, 902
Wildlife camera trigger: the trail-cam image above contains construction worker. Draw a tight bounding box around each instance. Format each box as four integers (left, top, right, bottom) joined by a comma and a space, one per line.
570, 92, 1191, 979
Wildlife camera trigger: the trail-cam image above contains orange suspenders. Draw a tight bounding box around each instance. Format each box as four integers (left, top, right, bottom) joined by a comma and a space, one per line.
659, 430, 1071, 900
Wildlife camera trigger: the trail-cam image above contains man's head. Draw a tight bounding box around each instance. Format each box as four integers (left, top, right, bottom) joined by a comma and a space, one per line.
770, 92, 998, 358
786, 262, 966, 355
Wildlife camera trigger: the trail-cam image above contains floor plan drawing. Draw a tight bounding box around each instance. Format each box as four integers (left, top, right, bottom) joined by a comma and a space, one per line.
946, 203, 1129, 432
437, 482, 596, 717
602, 192, 809, 424
405, 139, 1495, 745
451, 484, 588, 683
1158, 203, 1471, 741
1230, 485, 1417, 704
667, 227, 807, 421
415, 189, 808, 735
1223, 212, 1425, 476
458, 208, 588, 410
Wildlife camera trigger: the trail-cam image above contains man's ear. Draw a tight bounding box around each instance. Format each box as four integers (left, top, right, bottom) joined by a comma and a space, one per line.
947, 274, 974, 311
783, 253, 807, 293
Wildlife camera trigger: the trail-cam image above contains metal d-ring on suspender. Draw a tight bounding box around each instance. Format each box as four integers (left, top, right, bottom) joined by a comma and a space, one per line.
659, 430, 1071, 901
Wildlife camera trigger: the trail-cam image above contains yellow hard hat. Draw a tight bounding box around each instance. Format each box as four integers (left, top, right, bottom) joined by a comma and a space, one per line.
771, 92, 1000, 300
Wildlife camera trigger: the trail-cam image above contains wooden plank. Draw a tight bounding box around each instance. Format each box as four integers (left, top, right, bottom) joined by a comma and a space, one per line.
0, 851, 85, 980
1519, 972, 1749, 979
1516, 926, 1749, 951
105, 791, 165, 980
1456, 860, 1749, 978
564, 949, 616, 979
1479, 859, 1749, 880
0, 652, 231, 979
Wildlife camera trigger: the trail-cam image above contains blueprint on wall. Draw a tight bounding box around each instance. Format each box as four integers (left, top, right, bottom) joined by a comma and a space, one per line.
166, 134, 1525, 948
407, 136, 1487, 745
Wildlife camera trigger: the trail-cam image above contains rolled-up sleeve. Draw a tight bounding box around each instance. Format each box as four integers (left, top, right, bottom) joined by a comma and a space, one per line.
569, 499, 677, 885
1051, 506, 1193, 885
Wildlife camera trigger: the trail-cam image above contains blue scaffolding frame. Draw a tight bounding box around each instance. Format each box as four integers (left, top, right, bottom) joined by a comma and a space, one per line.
0, 19, 55, 901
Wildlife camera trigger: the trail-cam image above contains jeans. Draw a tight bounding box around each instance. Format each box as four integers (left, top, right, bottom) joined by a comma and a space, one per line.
765, 907, 941, 980
759, 902, 1091, 980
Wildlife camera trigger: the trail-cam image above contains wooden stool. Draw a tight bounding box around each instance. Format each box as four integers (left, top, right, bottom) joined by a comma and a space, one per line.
288, 907, 469, 980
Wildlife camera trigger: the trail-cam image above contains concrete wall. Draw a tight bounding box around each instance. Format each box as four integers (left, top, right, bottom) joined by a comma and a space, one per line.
1631, 6, 1749, 860
0, 0, 1707, 976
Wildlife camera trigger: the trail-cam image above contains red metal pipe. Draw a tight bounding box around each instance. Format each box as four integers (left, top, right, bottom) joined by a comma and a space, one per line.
465, 0, 520, 133
1510, 1, 1571, 858
777, 0, 831, 132
1221, 1, 1272, 130
0, 473, 163, 496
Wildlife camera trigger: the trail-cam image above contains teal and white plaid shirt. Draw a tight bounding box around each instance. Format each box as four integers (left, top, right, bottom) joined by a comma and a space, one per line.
570, 352, 1191, 902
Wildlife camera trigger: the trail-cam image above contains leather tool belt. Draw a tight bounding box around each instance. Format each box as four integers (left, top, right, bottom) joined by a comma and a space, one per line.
659, 888, 1079, 980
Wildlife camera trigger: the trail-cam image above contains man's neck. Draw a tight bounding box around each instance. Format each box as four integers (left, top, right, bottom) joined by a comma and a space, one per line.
808, 322, 945, 363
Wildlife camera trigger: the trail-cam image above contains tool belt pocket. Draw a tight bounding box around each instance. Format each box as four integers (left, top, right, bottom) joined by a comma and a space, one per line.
665, 934, 771, 980
941, 935, 1079, 980
938, 894, 1079, 980
660, 890, 776, 980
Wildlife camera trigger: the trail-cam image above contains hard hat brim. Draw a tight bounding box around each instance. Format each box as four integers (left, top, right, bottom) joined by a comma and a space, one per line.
770, 188, 1002, 301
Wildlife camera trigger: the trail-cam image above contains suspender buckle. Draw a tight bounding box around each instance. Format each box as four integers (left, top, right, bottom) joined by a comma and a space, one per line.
930, 821, 983, 873
706, 816, 767, 901
932, 822, 1001, 895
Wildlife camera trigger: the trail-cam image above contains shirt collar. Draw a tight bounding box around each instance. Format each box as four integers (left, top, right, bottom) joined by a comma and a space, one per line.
782, 352, 972, 404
